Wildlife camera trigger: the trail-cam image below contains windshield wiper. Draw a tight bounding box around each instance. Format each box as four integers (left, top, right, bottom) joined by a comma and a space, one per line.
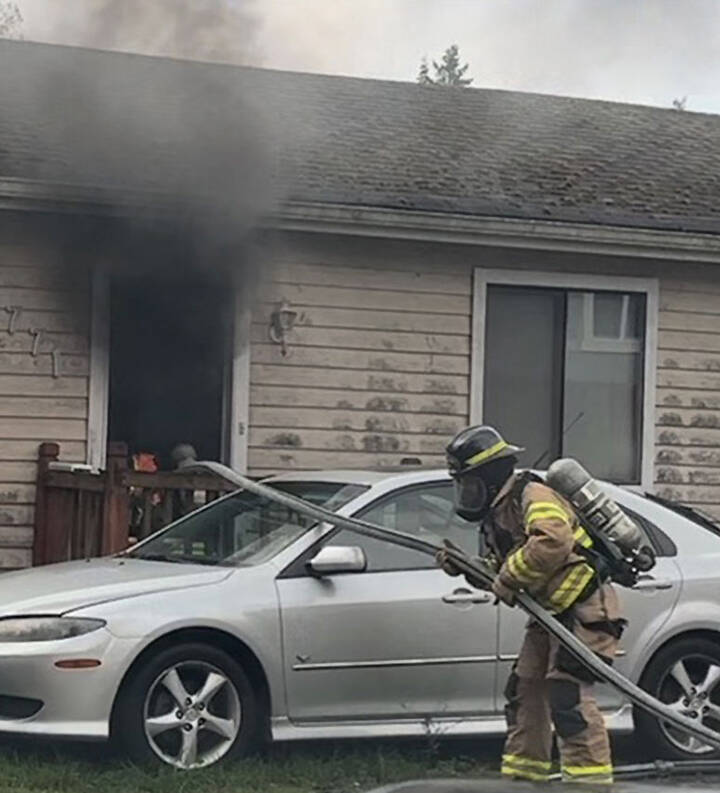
646, 493, 720, 532
130, 553, 220, 566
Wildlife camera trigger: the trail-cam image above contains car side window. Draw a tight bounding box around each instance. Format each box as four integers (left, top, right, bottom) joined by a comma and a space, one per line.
328, 484, 480, 572
623, 506, 677, 557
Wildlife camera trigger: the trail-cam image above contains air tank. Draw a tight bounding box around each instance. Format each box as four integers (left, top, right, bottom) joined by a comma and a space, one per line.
546, 457, 655, 572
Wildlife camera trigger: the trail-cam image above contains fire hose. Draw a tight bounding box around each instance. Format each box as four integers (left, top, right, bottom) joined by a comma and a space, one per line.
186, 461, 720, 757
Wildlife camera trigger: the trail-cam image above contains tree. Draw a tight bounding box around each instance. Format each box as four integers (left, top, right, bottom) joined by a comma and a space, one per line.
0, 1, 22, 39
417, 56, 433, 86
417, 44, 473, 87
672, 96, 687, 111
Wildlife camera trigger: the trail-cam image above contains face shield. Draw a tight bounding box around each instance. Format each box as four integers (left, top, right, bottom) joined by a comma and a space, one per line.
452, 471, 489, 522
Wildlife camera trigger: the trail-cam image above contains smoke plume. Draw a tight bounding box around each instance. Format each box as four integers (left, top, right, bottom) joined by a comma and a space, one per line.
24, 0, 261, 64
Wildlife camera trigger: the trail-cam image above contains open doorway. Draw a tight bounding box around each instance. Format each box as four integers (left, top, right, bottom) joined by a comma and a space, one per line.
108, 275, 231, 470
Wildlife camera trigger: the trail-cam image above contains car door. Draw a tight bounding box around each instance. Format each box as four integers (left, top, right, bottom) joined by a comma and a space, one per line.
276, 483, 499, 723
496, 501, 681, 711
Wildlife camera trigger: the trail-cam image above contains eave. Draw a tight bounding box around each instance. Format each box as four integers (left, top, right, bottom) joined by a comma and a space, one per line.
4, 177, 720, 263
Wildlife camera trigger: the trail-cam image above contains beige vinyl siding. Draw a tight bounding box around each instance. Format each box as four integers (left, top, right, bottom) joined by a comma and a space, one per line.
249, 247, 720, 526
0, 242, 90, 568
656, 278, 720, 520
248, 258, 472, 476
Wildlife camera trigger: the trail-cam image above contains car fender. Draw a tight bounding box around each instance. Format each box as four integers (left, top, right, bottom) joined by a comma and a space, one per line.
74, 570, 285, 717
627, 597, 720, 681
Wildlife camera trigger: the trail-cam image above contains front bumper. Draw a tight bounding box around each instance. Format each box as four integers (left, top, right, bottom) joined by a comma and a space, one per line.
0, 627, 136, 739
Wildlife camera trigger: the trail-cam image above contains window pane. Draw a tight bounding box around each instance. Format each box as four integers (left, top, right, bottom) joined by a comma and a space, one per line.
592, 293, 623, 338
130, 482, 367, 567
330, 485, 479, 571
626, 296, 642, 339
563, 292, 645, 482
484, 286, 565, 468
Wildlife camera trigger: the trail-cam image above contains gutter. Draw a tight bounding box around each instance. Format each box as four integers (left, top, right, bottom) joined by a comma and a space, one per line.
0, 177, 178, 218
276, 201, 720, 264
4, 177, 720, 264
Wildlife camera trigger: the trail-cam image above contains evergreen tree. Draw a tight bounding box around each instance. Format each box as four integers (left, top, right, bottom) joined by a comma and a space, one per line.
0, 1, 22, 39
417, 56, 433, 85
417, 44, 473, 88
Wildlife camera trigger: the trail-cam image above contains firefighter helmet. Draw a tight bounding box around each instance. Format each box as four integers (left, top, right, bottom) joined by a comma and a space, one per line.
446, 425, 523, 478
447, 425, 524, 522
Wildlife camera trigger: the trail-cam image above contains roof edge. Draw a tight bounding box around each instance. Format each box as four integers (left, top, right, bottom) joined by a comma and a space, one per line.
0, 177, 178, 217
4, 177, 720, 263
276, 201, 720, 264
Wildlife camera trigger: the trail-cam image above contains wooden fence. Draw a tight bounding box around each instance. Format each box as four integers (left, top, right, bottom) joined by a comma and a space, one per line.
33, 442, 238, 566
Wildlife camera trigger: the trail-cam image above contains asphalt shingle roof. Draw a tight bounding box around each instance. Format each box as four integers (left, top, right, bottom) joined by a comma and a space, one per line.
3, 38, 720, 233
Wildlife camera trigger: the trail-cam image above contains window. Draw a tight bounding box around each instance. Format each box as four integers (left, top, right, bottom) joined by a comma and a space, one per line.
622, 505, 677, 558
327, 484, 479, 572
129, 481, 368, 567
474, 271, 657, 487
581, 293, 643, 352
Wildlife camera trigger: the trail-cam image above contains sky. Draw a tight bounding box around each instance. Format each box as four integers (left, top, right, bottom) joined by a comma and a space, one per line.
12, 0, 720, 113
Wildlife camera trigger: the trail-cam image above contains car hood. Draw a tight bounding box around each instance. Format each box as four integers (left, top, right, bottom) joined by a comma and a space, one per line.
0, 557, 232, 615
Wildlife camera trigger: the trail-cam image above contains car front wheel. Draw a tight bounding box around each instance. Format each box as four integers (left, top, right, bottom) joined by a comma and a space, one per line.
115, 642, 259, 769
636, 637, 720, 760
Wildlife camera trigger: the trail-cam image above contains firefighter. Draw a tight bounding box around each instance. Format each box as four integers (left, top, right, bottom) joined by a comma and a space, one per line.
437, 425, 624, 785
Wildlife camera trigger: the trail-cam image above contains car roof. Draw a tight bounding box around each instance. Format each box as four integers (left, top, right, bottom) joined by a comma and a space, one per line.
263, 467, 637, 498
264, 468, 451, 488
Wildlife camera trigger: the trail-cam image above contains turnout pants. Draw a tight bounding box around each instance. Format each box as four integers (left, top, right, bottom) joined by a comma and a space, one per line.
501, 586, 622, 785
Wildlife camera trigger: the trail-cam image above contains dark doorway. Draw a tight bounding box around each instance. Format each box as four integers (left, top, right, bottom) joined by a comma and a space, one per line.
108, 276, 230, 469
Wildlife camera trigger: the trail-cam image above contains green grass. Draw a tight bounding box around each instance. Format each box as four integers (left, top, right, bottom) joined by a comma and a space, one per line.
0, 738, 500, 793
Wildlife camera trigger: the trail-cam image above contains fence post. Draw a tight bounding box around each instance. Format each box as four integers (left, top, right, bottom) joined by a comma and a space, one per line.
32, 442, 60, 566
102, 442, 130, 555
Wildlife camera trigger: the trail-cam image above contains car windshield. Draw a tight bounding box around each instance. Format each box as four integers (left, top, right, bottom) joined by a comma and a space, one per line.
645, 492, 720, 537
127, 481, 368, 567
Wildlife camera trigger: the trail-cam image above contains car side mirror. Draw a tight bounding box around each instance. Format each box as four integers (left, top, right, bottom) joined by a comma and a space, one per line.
307, 546, 367, 576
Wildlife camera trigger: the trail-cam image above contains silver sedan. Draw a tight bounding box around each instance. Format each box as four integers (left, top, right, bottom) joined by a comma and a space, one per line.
0, 468, 718, 769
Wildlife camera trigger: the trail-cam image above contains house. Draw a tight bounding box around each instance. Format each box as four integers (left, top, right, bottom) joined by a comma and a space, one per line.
2, 39, 720, 568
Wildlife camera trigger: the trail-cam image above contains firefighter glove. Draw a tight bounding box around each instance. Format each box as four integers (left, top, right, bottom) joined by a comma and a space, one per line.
492, 577, 517, 607
436, 548, 462, 577
465, 569, 492, 591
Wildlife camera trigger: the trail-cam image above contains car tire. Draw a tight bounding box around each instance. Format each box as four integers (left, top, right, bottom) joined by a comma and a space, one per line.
636, 637, 720, 760
114, 642, 260, 769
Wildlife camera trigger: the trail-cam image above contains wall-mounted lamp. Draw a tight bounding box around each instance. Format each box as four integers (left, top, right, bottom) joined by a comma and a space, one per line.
269, 300, 298, 357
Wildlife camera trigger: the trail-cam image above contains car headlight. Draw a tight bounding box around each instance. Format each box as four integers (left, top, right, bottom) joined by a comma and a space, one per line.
0, 617, 106, 642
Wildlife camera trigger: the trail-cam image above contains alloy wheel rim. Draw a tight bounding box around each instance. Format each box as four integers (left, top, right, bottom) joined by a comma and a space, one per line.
658, 653, 720, 755
143, 660, 242, 769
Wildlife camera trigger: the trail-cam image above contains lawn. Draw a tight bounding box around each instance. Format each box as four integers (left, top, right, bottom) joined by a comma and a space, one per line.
0, 738, 500, 793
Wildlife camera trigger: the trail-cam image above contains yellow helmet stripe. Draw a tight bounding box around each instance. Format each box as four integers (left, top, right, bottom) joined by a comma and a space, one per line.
464, 440, 508, 467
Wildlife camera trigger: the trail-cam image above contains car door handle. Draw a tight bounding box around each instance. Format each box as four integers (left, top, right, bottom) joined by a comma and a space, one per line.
633, 577, 674, 591
442, 588, 493, 605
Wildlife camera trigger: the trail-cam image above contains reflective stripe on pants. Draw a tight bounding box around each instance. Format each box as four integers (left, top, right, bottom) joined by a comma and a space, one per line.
501, 753, 552, 782
562, 764, 614, 784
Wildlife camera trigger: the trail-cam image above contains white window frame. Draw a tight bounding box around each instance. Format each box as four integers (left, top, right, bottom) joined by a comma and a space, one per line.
471, 268, 659, 491
578, 292, 643, 354
225, 288, 252, 473
86, 266, 110, 471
